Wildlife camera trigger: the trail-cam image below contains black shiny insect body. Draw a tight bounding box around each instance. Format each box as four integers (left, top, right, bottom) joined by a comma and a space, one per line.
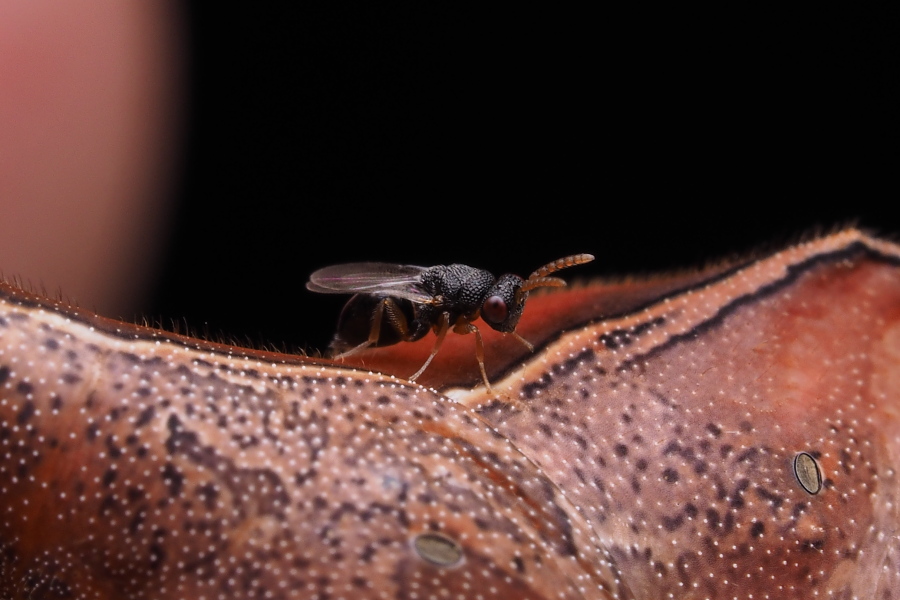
306, 254, 594, 391
327, 264, 528, 352
330, 293, 416, 352
416, 263, 526, 334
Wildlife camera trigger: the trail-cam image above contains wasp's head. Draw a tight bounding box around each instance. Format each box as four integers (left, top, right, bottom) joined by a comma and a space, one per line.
480, 274, 527, 333
480, 254, 595, 335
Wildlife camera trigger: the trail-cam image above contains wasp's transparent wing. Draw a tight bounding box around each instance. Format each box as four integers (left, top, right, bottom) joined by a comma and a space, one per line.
306, 263, 433, 303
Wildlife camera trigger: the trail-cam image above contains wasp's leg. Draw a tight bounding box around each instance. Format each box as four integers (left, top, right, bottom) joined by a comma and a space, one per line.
335, 297, 411, 359
408, 312, 449, 383
452, 321, 494, 393
510, 331, 534, 352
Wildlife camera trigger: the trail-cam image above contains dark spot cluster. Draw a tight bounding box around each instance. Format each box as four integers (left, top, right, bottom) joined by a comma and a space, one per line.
598, 316, 666, 350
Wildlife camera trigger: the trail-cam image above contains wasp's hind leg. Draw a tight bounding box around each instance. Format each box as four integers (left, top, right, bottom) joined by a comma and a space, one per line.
334, 297, 412, 359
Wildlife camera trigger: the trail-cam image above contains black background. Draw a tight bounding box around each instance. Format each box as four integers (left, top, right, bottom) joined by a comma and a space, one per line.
149, 5, 899, 354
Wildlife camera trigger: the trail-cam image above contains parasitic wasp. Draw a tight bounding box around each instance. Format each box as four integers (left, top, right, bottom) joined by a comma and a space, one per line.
306, 254, 594, 392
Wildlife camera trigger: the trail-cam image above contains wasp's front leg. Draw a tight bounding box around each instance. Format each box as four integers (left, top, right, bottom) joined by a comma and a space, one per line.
452, 320, 493, 394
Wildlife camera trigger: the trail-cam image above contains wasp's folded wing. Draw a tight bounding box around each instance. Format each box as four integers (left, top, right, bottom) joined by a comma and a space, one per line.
306, 263, 432, 303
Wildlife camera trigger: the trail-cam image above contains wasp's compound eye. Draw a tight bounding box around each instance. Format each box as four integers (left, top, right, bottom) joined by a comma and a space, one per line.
482, 295, 509, 324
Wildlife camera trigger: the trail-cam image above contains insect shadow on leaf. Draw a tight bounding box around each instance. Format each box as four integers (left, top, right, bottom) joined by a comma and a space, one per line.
306, 254, 594, 392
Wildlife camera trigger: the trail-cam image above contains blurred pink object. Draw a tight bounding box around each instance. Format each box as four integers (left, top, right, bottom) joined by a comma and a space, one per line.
0, 0, 182, 317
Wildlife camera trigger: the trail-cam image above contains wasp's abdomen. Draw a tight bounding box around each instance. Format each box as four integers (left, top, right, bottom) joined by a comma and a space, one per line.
330, 293, 418, 352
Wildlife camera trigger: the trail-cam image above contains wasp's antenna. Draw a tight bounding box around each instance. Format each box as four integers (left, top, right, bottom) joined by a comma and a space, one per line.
515, 253, 595, 302
518, 276, 567, 295
528, 253, 595, 280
